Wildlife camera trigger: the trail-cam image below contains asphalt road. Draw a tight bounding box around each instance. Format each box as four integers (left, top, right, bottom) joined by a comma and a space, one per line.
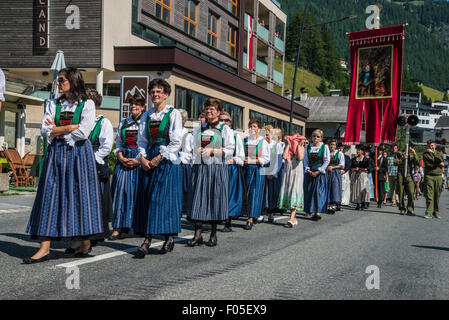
1, 192, 449, 300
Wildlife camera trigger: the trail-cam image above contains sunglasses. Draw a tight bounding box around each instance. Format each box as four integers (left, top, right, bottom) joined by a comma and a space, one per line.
222, 119, 231, 123
312, 135, 321, 138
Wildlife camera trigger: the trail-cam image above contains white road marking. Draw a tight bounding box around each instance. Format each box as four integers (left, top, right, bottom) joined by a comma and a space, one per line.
0, 206, 33, 214
54, 215, 292, 269
55, 237, 191, 269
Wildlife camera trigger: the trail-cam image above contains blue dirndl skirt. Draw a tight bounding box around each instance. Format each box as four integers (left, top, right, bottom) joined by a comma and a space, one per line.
26, 139, 103, 241
327, 168, 342, 203
187, 163, 229, 222
228, 164, 246, 217
264, 163, 284, 211
133, 142, 182, 236
242, 164, 266, 219
182, 163, 192, 213
110, 147, 140, 230
303, 163, 328, 214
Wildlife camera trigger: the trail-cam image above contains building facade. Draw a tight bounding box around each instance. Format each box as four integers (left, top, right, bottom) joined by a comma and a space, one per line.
0, 0, 307, 141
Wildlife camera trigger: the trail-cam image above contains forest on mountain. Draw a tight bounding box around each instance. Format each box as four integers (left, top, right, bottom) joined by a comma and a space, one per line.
279, 0, 449, 92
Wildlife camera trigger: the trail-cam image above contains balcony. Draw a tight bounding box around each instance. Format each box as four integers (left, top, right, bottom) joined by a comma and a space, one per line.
274, 36, 284, 52
273, 70, 283, 85
256, 60, 268, 77
257, 24, 269, 43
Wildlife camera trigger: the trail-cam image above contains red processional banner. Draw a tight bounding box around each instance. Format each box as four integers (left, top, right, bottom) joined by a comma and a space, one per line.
343, 25, 405, 145
247, 16, 254, 70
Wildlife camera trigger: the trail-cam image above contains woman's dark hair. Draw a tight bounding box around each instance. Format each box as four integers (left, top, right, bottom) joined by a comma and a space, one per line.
204, 97, 224, 112
127, 93, 146, 107
248, 118, 261, 129
58, 67, 88, 103
148, 78, 171, 96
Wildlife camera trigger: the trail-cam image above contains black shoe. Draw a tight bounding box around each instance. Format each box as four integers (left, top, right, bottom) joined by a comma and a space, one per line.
160, 240, 175, 254
108, 234, 121, 241
336, 204, 341, 211
64, 247, 78, 254
187, 236, 203, 247
22, 254, 50, 264
311, 214, 322, 221
355, 204, 361, 210
205, 238, 217, 247
268, 214, 274, 223
406, 211, 415, 216
222, 224, 232, 232
377, 203, 382, 208
243, 221, 253, 230
74, 252, 92, 258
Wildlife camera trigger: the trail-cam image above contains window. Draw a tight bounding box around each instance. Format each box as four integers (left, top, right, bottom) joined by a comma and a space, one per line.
250, 110, 302, 135
156, 0, 171, 24
226, 24, 237, 58
228, 0, 238, 16
184, 0, 197, 37
208, 12, 219, 48
175, 86, 243, 130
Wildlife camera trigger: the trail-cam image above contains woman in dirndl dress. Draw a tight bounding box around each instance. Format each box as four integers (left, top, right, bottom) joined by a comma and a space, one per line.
133, 79, 183, 258
278, 133, 307, 227
178, 109, 193, 215
350, 145, 371, 210
338, 144, 351, 207
109, 94, 145, 240
326, 139, 345, 214
242, 119, 270, 230
186, 98, 235, 246
220, 112, 245, 233
65, 89, 114, 254
261, 127, 285, 223
24, 67, 103, 263
303, 129, 330, 221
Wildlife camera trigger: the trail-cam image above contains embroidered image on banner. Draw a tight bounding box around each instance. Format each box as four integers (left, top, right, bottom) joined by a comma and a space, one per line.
356, 45, 393, 99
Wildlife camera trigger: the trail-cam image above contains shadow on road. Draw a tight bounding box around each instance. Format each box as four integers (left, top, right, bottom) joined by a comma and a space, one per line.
412, 245, 449, 252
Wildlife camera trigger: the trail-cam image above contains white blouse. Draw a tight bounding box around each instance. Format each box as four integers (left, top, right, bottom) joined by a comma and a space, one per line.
41, 99, 96, 147
304, 142, 330, 174
232, 133, 245, 166
179, 127, 193, 165
244, 136, 270, 166
137, 105, 183, 162
93, 116, 114, 165
329, 150, 345, 169
113, 115, 142, 158
192, 122, 235, 165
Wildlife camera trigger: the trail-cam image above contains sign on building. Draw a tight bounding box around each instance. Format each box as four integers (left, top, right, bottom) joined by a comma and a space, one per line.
120, 76, 150, 120
35, 0, 50, 49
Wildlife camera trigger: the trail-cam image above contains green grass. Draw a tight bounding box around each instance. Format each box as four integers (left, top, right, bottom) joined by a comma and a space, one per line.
420, 85, 445, 102
274, 58, 326, 97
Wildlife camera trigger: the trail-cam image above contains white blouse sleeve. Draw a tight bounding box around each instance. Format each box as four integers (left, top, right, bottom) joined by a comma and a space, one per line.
179, 133, 193, 164
318, 145, 331, 174
113, 120, 125, 156
233, 134, 245, 166
41, 100, 56, 141
338, 152, 345, 169
221, 125, 235, 161
65, 99, 96, 147
258, 139, 271, 166
137, 112, 149, 160
159, 108, 183, 162
95, 118, 114, 165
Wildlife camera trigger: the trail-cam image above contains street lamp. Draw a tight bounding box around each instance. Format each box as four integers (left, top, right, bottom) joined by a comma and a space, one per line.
288, 5, 357, 135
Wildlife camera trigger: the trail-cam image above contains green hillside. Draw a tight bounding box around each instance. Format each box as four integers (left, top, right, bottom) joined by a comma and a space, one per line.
274, 58, 325, 97
420, 85, 445, 102
278, 0, 449, 91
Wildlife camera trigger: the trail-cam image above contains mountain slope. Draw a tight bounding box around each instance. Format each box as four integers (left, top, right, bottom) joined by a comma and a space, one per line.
278, 0, 449, 91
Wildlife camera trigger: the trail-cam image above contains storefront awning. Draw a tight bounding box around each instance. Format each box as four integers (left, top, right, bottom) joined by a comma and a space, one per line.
4, 91, 44, 106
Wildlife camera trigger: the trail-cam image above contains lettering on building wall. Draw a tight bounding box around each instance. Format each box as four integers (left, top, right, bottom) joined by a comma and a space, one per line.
65, 5, 80, 30
35, 0, 50, 49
